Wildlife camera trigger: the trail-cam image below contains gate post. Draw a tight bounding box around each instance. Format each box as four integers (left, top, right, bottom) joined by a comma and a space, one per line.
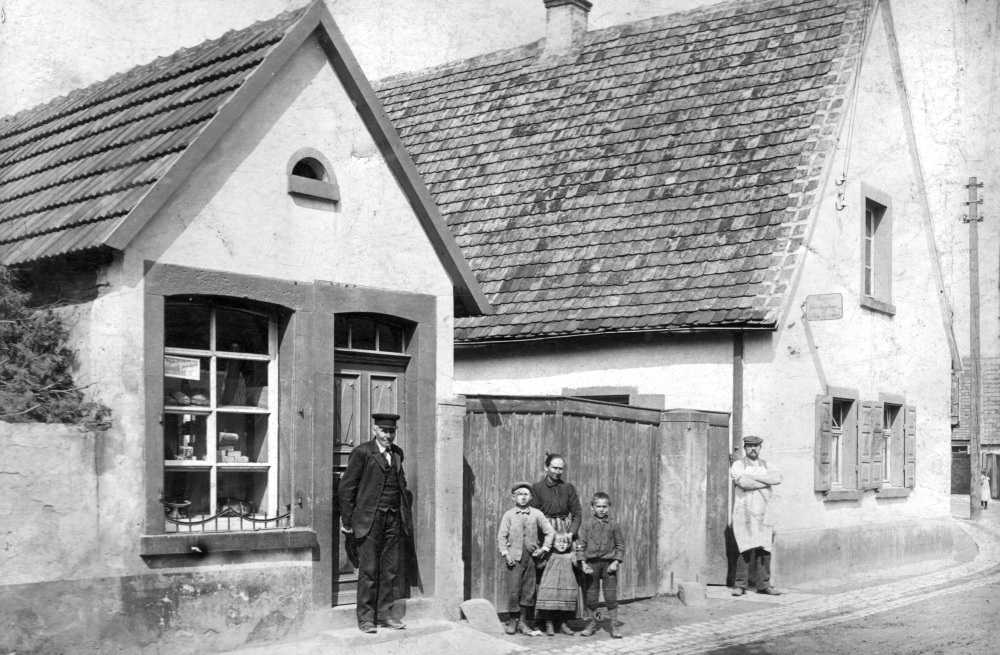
657, 411, 710, 594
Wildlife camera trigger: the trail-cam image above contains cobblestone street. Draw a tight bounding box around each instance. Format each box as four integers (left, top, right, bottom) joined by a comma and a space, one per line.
517, 500, 1000, 655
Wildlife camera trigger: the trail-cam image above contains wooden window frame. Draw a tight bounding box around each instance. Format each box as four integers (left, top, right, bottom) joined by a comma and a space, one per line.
859, 182, 895, 316
161, 302, 280, 529
817, 387, 862, 501
875, 392, 916, 496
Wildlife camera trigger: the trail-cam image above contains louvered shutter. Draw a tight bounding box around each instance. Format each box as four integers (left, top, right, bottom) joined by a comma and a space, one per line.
815, 395, 833, 491
869, 402, 884, 490
859, 401, 875, 489
904, 405, 916, 488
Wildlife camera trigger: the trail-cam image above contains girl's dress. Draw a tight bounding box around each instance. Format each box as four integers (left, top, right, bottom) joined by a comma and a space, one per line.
982, 475, 992, 504
535, 551, 578, 612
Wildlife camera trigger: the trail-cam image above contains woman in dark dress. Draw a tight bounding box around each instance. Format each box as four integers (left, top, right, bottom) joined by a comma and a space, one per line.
530, 454, 582, 536
531, 454, 584, 620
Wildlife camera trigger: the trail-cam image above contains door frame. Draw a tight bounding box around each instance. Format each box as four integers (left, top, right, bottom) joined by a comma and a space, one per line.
313, 282, 438, 608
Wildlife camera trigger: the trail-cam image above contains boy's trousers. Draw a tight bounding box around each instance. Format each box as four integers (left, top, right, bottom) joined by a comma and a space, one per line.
505, 555, 537, 613
583, 559, 618, 610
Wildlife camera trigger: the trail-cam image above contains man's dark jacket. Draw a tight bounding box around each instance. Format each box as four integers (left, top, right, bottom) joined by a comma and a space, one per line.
338, 438, 413, 539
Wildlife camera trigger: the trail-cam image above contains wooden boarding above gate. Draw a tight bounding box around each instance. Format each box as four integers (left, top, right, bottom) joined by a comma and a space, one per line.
465, 395, 663, 425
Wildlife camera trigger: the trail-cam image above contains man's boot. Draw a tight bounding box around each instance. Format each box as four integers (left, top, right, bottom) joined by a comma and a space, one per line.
580, 609, 597, 637
505, 616, 517, 635
609, 608, 622, 639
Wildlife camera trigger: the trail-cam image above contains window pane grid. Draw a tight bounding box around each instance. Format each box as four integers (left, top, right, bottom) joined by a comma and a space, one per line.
164, 303, 278, 532
336, 315, 407, 354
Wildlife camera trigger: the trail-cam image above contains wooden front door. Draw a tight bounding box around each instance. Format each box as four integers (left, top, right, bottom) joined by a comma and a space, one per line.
331, 354, 407, 605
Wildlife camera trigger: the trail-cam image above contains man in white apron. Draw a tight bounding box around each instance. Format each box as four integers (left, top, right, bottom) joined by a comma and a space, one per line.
730, 435, 783, 596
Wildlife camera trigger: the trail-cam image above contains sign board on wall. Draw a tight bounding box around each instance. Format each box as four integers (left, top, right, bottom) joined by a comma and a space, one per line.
803, 293, 843, 321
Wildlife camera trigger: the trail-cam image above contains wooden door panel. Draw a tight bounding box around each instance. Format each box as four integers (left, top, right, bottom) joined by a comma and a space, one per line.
332, 361, 406, 605
335, 374, 361, 447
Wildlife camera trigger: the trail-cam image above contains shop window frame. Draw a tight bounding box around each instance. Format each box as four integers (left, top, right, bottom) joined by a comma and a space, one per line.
140, 264, 318, 556
161, 299, 280, 532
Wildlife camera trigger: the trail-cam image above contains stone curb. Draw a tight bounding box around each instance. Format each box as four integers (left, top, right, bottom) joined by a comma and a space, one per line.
538, 519, 1000, 655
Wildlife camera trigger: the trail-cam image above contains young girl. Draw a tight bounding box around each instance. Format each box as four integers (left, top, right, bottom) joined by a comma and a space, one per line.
982, 472, 991, 510
535, 532, 579, 636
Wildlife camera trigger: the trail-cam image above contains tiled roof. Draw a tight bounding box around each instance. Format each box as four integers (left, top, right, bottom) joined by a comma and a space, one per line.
377, 0, 867, 342
0, 6, 309, 265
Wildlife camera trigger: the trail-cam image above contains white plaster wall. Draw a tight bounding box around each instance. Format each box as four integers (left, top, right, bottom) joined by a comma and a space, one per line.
455, 333, 732, 412
53, 35, 460, 578
128, 34, 456, 397
744, 9, 953, 539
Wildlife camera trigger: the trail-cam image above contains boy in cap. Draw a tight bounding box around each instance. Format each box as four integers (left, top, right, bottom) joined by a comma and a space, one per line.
730, 435, 783, 596
497, 481, 556, 635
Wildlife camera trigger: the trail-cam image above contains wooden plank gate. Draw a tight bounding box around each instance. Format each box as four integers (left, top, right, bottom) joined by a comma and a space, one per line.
463, 395, 661, 608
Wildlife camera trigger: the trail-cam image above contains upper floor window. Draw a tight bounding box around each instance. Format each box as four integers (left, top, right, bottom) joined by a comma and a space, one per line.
162, 300, 282, 532
287, 147, 339, 205
859, 183, 894, 315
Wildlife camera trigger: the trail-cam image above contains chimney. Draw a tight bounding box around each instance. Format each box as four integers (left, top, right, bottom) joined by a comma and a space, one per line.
541, 0, 592, 60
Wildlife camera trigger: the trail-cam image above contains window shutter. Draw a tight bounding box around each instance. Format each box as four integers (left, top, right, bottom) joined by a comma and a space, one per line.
859, 401, 875, 490
870, 402, 884, 490
904, 405, 916, 488
815, 395, 833, 492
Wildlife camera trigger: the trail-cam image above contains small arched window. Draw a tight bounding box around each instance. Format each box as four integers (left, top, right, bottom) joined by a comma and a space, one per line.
287, 148, 339, 205
291, 159, 323, 180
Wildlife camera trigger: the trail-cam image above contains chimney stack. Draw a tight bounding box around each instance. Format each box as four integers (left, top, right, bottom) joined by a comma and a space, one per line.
541, 0, 592, 60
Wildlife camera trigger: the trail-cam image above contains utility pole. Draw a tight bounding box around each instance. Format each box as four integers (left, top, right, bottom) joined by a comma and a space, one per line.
965, 177, 983, 520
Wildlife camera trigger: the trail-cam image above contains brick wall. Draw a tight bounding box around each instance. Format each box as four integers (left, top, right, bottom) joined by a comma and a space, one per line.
953, 356, 1000, 445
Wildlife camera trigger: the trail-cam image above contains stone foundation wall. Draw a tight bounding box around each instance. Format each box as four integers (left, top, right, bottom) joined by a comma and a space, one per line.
0, 423, 314, 655
775, 519, 954, 588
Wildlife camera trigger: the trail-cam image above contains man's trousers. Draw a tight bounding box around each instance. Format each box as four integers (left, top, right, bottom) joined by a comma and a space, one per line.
355, 508, 402, 623
734, 547, 771, 591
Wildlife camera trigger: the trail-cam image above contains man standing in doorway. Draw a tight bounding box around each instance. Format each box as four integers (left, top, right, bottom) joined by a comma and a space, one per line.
730, 435, 782, 596
339, 412, 413, 633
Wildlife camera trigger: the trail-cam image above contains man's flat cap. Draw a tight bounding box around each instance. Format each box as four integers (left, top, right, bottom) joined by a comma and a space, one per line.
372, 413, 400, 429
743, 435, 763, 445
511, 481, 532, 494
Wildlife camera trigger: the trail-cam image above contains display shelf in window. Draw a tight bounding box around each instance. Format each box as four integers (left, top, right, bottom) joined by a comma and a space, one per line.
162, 301, 279, 532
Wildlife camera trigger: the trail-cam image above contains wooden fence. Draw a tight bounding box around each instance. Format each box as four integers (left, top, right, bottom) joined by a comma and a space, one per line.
463, 396, 662, 608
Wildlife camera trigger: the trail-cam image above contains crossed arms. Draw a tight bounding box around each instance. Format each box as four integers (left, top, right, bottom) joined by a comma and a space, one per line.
732, 465, 783, 490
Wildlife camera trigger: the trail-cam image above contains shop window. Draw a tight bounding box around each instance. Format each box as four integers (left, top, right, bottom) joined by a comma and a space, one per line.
859, 183, 894, 315
287, 148, 339, 204
952, 444, 969, 454
162, 301, 281, 532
